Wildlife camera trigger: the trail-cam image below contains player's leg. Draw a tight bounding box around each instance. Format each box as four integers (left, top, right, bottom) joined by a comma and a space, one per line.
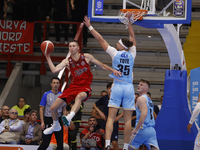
105, 107, 118, 149
50, 98, 66, 121
123, 110, 133, 150
43, 98, 66, 135
122, 83, 135, 150
105, 82, 122, 149
62, 91, 87, 126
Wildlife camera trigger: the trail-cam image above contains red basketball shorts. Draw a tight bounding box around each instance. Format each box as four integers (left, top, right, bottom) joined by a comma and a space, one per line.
58, 85, 92, 104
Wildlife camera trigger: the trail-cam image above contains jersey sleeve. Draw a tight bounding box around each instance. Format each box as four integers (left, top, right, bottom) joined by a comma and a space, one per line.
39, 92, 47, 107
106, 46, 118, 61
129, 45, 136, 59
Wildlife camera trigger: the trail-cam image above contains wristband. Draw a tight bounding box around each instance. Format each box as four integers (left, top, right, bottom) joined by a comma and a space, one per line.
88, 26, 94, 31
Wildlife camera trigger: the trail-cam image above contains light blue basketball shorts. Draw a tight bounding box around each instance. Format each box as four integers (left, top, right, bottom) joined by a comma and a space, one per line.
129, 127, 159, 150
108, 81, 135, 110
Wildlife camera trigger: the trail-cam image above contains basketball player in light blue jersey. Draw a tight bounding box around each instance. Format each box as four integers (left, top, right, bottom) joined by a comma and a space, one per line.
84, 13, 136, 150
129, 79, 159, 150
187, 92, 200, 150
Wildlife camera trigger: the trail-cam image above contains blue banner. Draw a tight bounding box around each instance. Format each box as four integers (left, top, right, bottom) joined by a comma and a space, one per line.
95, 0, 104, 15
190, 68, 200, 127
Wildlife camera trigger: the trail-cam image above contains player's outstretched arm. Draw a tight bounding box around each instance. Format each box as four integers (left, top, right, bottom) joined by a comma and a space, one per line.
45, 54, 68, 73
85, 53, 121, 77
127, 12, 136, 46
83, 16, 109, 51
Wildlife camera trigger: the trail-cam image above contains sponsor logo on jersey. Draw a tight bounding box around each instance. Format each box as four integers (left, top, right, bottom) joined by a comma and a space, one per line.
121, 52, 129, 58
75, 67, 87, 77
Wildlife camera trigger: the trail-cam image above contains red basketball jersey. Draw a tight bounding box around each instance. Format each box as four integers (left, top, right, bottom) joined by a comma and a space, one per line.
68, 53, 93, 86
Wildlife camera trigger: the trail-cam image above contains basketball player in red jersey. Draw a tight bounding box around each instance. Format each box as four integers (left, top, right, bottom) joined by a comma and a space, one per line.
43, 40, 121, 135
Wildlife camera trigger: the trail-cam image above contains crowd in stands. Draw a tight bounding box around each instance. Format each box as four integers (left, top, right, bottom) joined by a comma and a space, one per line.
0, 77, 163, 149
1, 0, 88, 45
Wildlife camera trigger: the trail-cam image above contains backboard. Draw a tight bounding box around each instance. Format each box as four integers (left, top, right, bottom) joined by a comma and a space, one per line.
88, 0, 192, 28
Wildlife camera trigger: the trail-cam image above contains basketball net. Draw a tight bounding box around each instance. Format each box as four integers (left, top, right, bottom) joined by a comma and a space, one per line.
119, 9, 147, 29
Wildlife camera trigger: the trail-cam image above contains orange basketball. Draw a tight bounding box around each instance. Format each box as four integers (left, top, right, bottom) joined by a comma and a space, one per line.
40, 40, 54, 55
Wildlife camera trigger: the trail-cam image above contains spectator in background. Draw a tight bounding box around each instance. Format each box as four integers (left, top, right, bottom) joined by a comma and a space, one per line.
80, 116, 105, 150
36, 0, 53, 43
0, 0, 7, 20
67, 101, 84, 150
0, 109, 23, 144
0, 106, 9, 123
49, 122, 75, 150
100, 90, 108, 97
147, 92, 159, 119
11, 0, 24, 20
20, 109, 42, 145
22, 108, 31, 124
158, 95, 163, 110
12, 97, 31, 118
53, 0, 70, 44
91, 90, 108, 126
37, 77, 66, 150
93, 82, 123, 150
71, 0, 88, 46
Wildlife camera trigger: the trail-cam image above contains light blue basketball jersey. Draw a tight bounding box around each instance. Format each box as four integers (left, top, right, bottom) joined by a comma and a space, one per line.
109, 51, 134, 83
136, 94, 155, 128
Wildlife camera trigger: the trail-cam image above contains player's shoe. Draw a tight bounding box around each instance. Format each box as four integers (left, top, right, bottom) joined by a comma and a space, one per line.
105, 146, 110, 150
43, 123, 61, 135
61, 115, 70, 126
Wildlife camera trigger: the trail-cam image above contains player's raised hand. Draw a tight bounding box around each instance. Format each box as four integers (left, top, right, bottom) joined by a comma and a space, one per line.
83, 16, 91, 28
126, 12, 133, 20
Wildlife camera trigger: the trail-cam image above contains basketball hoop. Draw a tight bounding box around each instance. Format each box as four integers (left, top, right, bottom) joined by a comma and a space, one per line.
119, 9, 148, 28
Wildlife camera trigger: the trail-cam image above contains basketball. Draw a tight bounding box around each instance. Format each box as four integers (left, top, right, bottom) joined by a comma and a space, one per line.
40, 40, 54, 55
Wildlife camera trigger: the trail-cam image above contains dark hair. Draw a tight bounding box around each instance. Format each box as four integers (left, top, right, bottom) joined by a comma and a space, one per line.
121, 38, 133, 48
51, 77, 60, 83
24, 108, 31, 115
30, 109, 38, 116
106, 82, 112, 89
101, 90, 107, 94
135, 93, 139, 96
69, 39, 79, 46
140, 79, 150, 88
147, 92, 151, 97
18, 97, 26, 102
88, 116, 96, 121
